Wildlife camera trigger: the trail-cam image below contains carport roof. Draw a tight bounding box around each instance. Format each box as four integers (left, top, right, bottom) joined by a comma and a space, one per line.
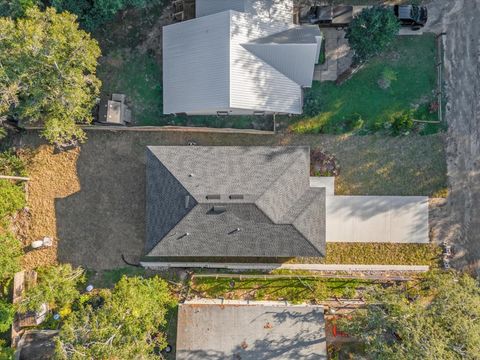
145, 146, 326, 258
176, 300, 327, 360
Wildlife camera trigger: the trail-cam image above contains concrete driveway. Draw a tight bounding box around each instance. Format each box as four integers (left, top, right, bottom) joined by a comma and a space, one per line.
422, 0, 480, 274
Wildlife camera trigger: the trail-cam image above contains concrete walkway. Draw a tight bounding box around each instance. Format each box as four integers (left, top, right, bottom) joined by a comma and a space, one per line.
141, 261, 429, 272
314, 28, 352, 82
310, 177, 430, 244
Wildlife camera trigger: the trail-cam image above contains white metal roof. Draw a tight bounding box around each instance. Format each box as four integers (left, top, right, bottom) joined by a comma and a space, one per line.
163, 4, 321, 115
196, 0, 294, 23
162, 11, 231, 114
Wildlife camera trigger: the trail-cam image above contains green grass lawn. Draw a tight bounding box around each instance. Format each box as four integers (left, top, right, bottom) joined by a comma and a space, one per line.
192, 276, 372, 303
97, 49, 271, 128
98, 51, 164, 125
289, 34, 441, 134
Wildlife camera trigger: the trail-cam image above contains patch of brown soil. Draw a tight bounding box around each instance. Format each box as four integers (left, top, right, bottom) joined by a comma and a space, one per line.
20, 146, 80, 270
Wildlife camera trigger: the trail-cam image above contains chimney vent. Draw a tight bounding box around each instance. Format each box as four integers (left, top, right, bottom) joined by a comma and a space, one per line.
206, 194, 221, 200
212, 206, 226, 214
229, 194, 244, 200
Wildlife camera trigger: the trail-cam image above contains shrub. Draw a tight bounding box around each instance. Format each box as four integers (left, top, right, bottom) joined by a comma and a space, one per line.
0, 298, 15, 333
390, 110, 414, 135
346, 6, 400, 62
341, 287, 357, 299
377, 67, 397, 89
0, 180, 25, 220
51, 0, 162, 31
0, 150, 26, 177
310, 149, 340, 177
55, 276, 176, 359
0, 0, 39, 18
343, 113, 364, 132
19, 264, 85, 313
312, 281, 329, 301
0, 232, 22, 281
303, 89, 324, 117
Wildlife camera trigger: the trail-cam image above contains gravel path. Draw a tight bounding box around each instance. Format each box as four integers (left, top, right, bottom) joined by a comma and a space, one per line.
425, 0, 480, 274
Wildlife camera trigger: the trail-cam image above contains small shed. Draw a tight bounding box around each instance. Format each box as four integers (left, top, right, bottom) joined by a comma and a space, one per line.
176, 300, 327, 359
98, 93, 132, 125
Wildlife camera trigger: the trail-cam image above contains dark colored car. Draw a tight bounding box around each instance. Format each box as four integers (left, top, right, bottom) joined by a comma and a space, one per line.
304, 5, 353, 28
394, 5, 428, 29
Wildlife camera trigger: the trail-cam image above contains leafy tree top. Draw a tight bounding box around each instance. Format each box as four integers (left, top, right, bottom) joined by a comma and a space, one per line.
55, 276, 176, 359
346, 6, 400, 63
19, 264, 85, 313
340, 271, 480, 359
0, 7, 101, 146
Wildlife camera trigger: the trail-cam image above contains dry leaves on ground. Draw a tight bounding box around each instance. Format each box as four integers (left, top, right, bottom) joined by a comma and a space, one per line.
19, 146, 80, 270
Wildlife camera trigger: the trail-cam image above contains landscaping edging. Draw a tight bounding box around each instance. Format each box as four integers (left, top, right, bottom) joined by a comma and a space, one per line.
141, 262, 429, 272
19, 124, 275, 135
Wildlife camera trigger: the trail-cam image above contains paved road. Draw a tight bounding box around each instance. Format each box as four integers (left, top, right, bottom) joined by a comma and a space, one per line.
425, 0, 480, 274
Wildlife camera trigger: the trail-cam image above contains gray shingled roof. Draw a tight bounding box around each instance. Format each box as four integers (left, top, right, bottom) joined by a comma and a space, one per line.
145, 146, 326, 258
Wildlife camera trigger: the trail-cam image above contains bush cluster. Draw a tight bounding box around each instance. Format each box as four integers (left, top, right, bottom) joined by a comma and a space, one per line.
0, 151, 26, 340
346, 6, 400, 63
0, 0, 162, 31
50, 0, 162, 31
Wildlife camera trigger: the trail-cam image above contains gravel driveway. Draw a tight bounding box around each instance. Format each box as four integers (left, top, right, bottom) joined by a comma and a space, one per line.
425, 0, 480, 274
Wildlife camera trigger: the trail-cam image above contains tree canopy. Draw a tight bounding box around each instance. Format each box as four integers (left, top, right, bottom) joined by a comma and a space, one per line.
55, 276, 176, 359
0, 232, 22, 282
19, 264, 85, 313
0, 7, 101, 146
340, 271, 480, 359
346, 6, 400, 62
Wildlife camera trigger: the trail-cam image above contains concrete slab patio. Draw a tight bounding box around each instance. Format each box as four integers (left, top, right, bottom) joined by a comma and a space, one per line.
326, 196, 429, 243
314, 28, 352, 82
176, 300, 327, 360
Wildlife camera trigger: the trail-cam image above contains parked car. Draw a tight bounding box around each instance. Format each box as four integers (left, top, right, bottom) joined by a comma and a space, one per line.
300, 4, 428, 31
393, 5, 428, 30
302, 5, 353, 28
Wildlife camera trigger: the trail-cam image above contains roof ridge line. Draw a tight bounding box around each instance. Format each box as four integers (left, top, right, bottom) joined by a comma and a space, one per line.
291, 189, 325, 256
255, 148, 307, 201
254, 149, 310, 222
279, 187, 321, 223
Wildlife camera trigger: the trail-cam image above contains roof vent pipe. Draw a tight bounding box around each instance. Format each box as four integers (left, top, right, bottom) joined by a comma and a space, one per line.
228, 228, 241, 235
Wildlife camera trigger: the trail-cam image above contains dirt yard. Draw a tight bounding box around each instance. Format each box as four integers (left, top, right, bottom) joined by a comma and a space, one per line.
423, 0, 480, 274
15, 130, 446, 270
15, 147, 80, 270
